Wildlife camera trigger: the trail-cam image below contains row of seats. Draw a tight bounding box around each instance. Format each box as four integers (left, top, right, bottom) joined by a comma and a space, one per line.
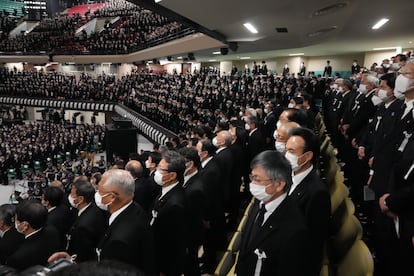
316, 112, 374, 276
214, 113, 374, 276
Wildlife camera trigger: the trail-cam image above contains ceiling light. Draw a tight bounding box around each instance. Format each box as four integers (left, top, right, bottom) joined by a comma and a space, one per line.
212, 51, 221, 55
243, 23, 258, 34
155, 0, 162, 3
240, 57, 251, 60
208, 59, 217, 62
289, 53, 304, 56
372, 18, 389, 30
372, 46, 399, 51
176, 56, 183, 60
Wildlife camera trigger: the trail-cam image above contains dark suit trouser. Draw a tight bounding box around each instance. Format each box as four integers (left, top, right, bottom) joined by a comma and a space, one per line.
185, 242, 201, 276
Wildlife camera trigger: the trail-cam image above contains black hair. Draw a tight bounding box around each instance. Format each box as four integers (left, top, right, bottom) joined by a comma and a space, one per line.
163, 150, 186, 184
43, 186, 64, 207
380, 72, 397, 90
199, 138, 216, 156
178, 146, 201, 169
288, 127, 319, 164
0, 204, 17, 226
16, 199, 48, 230
284, 108, 308, 127
73, 180, 95, 203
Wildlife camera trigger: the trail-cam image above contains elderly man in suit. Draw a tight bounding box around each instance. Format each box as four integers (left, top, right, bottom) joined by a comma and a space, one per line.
150, 150, 187, 276
50, 169, 155, 274
66, 180, 107, 262
6, 200, 60, 271
285, 127, 331, 275
236, 150, 311, 276
0, 204, 24, 264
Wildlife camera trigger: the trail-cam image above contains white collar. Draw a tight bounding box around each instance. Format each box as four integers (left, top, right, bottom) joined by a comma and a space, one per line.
201, 156, 213, 168
385, 99, 397, 108
216, 147, 226, 154
289, 165, 313, 195
260, 192, 287, 224
78, 203, 91, 217
183, 170, 198, 187
25, 228, 42, 239
160, 182, 179, 199
47, 206, 56, 213
109, 201, 133, 226
249, 128, 258, 136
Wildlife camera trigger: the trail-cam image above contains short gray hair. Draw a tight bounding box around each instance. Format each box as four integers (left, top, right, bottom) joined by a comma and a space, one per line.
366, 75, 379, 87
102, 169, 135, 196
250, 150, 293, 192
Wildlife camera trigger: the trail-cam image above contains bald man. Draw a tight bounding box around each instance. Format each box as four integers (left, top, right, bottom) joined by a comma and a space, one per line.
125, 160, 159, 211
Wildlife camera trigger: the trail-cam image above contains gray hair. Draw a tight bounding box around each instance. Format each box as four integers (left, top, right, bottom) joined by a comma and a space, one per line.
102, 169, 135, 196
220, 130, 232, 147
366, 75, 379, 87
0, 204, 16, 226
163, 150, 186, 184
250, 150, 293, 192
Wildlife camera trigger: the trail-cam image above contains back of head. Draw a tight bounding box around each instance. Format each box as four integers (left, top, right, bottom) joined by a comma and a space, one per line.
285, 108, 308, 127
0, 204, 17, 227
125, 160, 143, 179
43, 186, 64, 207
178, 147, 201, 169
73, 180, 95, 204
16, 199, 48, 230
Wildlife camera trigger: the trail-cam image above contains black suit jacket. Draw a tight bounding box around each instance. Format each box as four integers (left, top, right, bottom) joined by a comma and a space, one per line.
67, 203, 107, 262
6, 227, 60, 271
133, 177, 160, 212
0, 227, 24, 264
248, 129, 266, 162
47, 204, 73, 248
236, 197, 311, 276
151, 184, 187, 275
214, 147, 234, 204
347, 91, 377, 140
183, 172, 207, 245
98, 202, 155, 274
288, 169, 331, 276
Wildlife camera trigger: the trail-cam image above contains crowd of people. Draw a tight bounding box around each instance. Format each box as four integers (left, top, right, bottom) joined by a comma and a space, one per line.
0, 52, 412, 275
0, 0, 188, 55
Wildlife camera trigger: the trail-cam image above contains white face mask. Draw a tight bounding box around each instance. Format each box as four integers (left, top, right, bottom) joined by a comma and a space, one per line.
245, 123, 250, 131
275, 141, 286, 154
94, 192, 112, 211
288, 103, 295, 108
273, 129, 278, 140
358, 84, 367, 94
249, 182, 273, 202
145, 160, 151, 169
391, 63, 400, 71
68, 194, 79, 209
377, 89, 389, 100
15, 221, 24, 234
371, 95, 383, 106
394, 74, 414, 99
337, 86, 344, 93
154, 170, 165, 186
285, 152, 306, 172
212, 137, 219, 148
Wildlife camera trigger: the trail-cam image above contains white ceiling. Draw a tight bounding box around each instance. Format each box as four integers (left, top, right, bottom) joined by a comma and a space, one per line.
156, 0, 414, 61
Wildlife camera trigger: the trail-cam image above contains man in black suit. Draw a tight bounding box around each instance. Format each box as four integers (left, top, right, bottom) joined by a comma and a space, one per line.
263, 103, 277, 149
0, 204, 24, 264
323, 60, 332, 78
42, 186, 73, 248
351, 59, 361, 75
179, 147, 207, 276
66, 180, 106, 262
150, 150, 187, 276
212, 130, 234, 223
246, 115, 266, 164
285, 127, 331, 276
196, 139, 226, 274
6, 200, 60, 271
236, 150, 311, 276
126, 160, 159, 212
49, 169, 155, 274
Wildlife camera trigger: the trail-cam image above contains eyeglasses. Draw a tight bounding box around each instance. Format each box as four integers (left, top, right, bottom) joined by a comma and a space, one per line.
249, 174, 272, 184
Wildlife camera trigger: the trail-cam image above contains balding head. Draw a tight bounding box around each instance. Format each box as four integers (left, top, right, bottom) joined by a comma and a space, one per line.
125, 160, 143, 179
217, 130, 232, 148
276, 122, 300, 143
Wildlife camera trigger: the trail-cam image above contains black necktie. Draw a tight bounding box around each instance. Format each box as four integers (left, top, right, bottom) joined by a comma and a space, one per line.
248, 204, 266, 246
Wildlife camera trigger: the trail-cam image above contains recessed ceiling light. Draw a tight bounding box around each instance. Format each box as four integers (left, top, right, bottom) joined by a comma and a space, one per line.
155, 0, 162, 3
307, 26, 337, 37
372, 46, 399, 51
176, 56, 183, 59
289, 53, 304, 56
208, 59, 217, 62
243, 23, 258, 34
409, 41, 413, 44
372, 18, 389, 30
240, 57, 251, 60
212, 51, 221, 55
